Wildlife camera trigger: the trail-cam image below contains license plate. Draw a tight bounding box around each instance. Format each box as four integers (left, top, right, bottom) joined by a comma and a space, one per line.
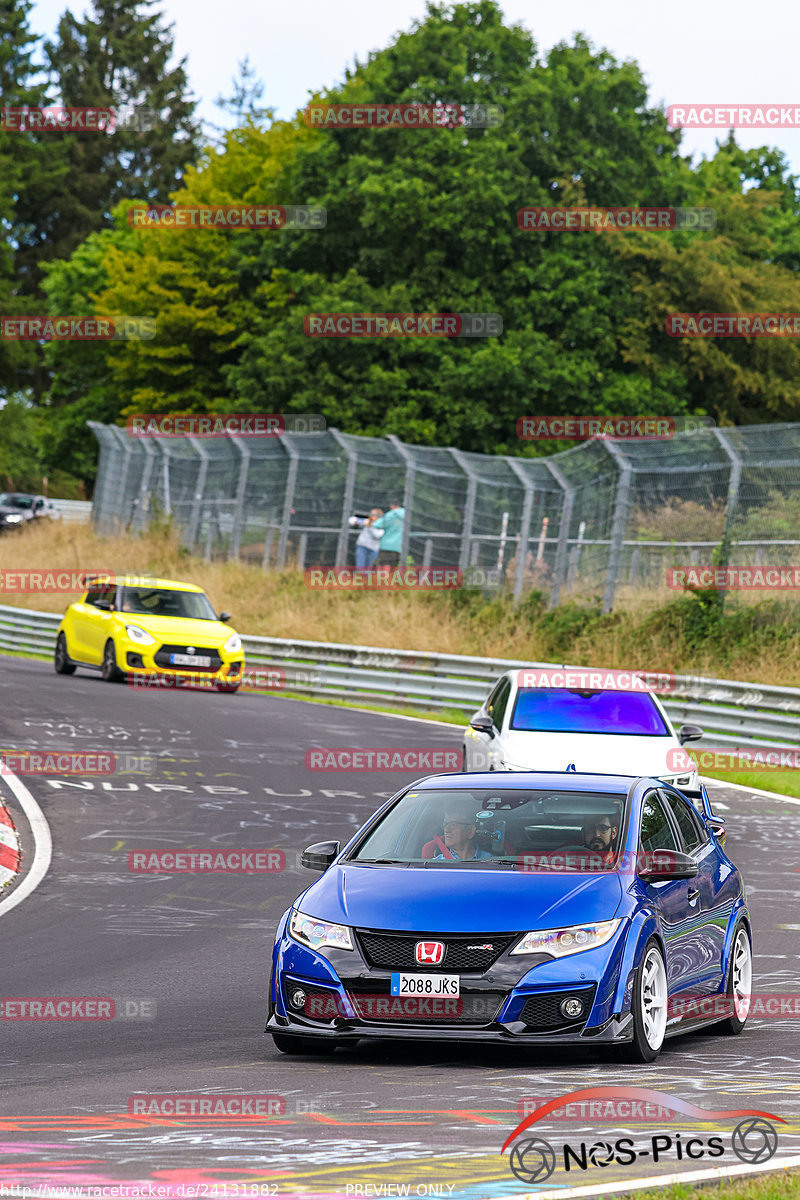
390, 973, 459, 997
170, 653, 211, 667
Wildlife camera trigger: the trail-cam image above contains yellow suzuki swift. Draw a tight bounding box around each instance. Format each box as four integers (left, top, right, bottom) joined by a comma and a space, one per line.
54, 575, 244, 692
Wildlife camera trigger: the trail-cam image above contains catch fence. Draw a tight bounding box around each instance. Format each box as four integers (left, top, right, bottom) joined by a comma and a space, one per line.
88, 422, 800, 611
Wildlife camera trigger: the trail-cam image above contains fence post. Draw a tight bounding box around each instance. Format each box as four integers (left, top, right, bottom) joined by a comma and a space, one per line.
277, 438, 299, 568
229, 435, 250, 561
506, 458, 534, 599
602, 440, 633, 614
131, 437, 158, 532
387, 435, 415, 563
329, 428, 357, 568
185, 437, 210, 549
542, 459, 575, 610
449, 449, 477, 572
712, 428, 743, 609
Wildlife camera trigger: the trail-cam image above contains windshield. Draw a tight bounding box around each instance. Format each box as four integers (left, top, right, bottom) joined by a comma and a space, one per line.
509, 689, 669, 736
0, 493, 33, 509
349, 787, 628, 868
119, 586, 218, 620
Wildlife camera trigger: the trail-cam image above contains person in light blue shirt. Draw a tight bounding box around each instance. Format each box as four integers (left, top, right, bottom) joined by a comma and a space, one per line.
434, 806, 492, 861
372, 501, 405, 567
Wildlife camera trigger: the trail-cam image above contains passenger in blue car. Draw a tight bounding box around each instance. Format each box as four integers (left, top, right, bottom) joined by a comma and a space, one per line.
434, 805, 493, 861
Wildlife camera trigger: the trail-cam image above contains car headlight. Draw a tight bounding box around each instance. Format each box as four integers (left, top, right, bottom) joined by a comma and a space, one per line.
3, 514, 23, 524
125, 624, 156, 646
659, 773, 697, 787
510, 919, 622, 958
223, 632, 242, 654
289, 909, 353, 952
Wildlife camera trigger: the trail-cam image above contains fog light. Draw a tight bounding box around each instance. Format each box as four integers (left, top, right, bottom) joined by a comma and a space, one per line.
560, 997, 584, 1019
290, 988, 307, 1009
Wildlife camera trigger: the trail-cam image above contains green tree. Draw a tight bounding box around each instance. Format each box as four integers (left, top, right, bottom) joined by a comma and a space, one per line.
39, 0, 800, 484
42, 0, 202, 264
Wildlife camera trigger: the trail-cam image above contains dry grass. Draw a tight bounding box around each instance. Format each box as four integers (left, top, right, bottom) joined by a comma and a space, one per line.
4, 520, 800, 685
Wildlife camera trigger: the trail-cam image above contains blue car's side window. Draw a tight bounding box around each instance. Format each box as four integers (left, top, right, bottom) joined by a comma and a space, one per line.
640, 791, 679, 853
660, 790, 707, 852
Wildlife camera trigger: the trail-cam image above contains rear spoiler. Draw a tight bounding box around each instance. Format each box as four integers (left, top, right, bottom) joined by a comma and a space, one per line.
677, 781, 725, 836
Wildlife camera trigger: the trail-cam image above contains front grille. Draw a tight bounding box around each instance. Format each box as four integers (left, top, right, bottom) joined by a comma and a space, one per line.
154, 644, 222, 672
357, 930, 514, 972
520, 986, 597, 1032
344, 980, 505, 1025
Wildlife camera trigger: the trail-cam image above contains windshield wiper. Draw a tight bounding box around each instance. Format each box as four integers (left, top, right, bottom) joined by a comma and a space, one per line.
353, 858, 407, 865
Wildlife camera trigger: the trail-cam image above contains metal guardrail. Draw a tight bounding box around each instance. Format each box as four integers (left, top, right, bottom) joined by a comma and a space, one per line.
51, 499, 92, 524
1, 603, 799, 750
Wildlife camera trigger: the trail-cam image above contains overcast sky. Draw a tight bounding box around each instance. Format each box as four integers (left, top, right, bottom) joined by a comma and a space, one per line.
28, 0, 800, 178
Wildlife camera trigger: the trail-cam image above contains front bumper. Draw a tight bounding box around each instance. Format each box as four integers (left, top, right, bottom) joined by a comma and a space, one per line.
269, 923, 633, 1045
120, 644, 243, 685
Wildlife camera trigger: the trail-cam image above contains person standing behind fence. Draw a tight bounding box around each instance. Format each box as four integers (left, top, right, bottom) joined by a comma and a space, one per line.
372, 501, 405, 567
355, 508, 384, 570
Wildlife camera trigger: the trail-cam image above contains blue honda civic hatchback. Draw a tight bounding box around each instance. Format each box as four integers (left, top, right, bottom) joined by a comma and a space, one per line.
266, 772, 751, 1061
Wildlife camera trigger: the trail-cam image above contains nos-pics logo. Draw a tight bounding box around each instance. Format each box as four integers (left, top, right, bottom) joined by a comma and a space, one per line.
503, 1087, 783, 1185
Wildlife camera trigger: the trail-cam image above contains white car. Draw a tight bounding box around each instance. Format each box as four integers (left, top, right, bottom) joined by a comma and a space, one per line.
462, 669, 703, 788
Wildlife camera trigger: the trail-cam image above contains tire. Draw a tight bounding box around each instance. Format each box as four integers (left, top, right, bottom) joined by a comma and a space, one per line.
101, 640, 124, 683
54, 633, 76, 675
622, 939, 668, 1063
713, 925, 752, 1035
271, 1032, 340, 1055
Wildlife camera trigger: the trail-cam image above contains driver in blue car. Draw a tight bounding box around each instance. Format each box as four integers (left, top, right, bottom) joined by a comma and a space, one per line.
580, 811, 620, 866
434, 805, 493, 860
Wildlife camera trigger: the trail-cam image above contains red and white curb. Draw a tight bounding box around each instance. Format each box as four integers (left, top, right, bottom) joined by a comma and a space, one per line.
0, 796, 21, 887
0, 765, 52, 916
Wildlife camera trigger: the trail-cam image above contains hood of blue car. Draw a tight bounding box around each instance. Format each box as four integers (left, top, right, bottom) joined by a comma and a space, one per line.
298, 864, 623, 933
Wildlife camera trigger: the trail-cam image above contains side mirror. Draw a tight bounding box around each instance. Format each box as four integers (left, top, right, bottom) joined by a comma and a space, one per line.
219, 612, 231, 622
678, 724, 704, 745
469, 713, 495, 738
301, 840, 340, 871
638, 848, 698, 881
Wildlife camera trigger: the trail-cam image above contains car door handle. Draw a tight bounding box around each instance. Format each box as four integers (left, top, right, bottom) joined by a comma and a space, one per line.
687, 887, 700, 904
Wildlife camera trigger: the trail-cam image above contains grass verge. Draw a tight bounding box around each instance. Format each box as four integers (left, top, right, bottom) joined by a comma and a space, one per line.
635, 1167, 800, 1200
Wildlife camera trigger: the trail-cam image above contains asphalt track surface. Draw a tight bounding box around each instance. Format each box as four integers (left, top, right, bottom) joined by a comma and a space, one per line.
1, 655, 799, 1199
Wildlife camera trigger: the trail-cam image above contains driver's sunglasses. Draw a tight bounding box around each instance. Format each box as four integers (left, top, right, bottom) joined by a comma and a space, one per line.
443, 820, 472, 831
585, 822, 612, 833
